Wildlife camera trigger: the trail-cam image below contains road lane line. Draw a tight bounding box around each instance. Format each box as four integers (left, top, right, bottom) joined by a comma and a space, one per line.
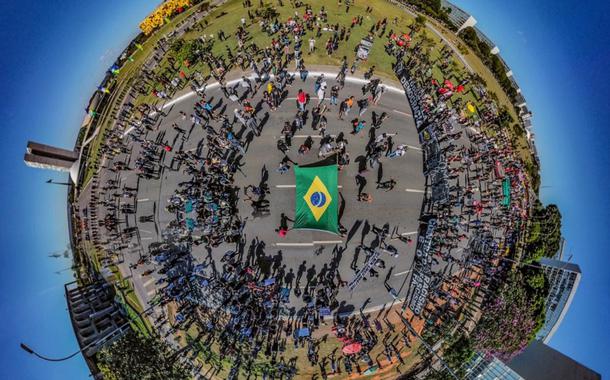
121, 71, 406, 138
143, 278, 155, 287
405, 188, 425, 193
313, 240, 343, 245
406, 145, 422, 151
274, 240, 343, 247
392, 109, 412, 117
393, 269, 413, 277
137, 198, 150, 202
401, 231, 418, 236
276, 185, 343, 188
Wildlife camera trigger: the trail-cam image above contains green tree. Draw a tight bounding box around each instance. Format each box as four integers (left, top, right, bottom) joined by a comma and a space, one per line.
524, 201, 562, 262
442, 333, 474, 378
97, 330, 190, 380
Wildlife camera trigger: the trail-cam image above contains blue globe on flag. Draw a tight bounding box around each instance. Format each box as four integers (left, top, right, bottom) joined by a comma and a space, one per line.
310, 191, 327, 208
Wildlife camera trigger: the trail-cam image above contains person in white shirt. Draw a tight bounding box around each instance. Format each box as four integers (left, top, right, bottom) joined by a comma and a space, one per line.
317, 80, 327, 105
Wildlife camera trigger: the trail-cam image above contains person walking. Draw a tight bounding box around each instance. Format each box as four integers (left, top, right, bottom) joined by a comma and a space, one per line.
357, 97, 369, 116
317, 79, 327, 105
296, 89, 307, 111
309, 37, 315, 53
345, 96, 354, 116
330, 84, 339, 105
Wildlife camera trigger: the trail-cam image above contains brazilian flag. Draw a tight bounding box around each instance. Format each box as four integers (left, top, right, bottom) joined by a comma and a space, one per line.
294, 157, 339, 234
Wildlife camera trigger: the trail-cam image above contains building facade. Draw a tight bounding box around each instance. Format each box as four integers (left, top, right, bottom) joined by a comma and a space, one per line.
465, 341, 600, 380
463, 352, 524, 380
508, 341, 601, 380
535, 257, 581, 342
24, 141, 79, 182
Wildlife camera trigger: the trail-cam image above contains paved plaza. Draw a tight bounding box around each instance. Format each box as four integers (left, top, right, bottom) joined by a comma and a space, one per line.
82, 72, 433, 314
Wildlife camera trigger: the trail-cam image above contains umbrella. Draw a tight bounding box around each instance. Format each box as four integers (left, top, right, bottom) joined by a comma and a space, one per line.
342, 342, 362, 355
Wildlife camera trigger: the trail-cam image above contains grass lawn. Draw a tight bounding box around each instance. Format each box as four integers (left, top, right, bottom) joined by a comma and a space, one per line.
81, 0, 536, 187
80, 2, 212, 187
422, 16, 536, 174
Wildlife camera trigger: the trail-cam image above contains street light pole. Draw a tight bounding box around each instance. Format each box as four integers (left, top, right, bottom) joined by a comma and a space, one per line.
21, 302, 154, 363
20, 343, 86, 362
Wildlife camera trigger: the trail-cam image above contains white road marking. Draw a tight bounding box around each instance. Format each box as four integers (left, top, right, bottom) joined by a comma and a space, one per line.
401, 231, 418, 236
275, 240, 343, 247
405, 188, 425, 193
143, 278, 155, 287
139, 230, 153, 234
147, 289, 156, 297
394, 269, 413, 277
406, 145, 422, 151
392, 109, 412, 117
121, 71, 407, 138
137, 198, 150, 202
141, 237, 153, 240
276, 185, 343, 188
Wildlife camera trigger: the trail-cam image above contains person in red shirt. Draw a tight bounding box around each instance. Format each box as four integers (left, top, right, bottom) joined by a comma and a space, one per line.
296, 89, 307, 111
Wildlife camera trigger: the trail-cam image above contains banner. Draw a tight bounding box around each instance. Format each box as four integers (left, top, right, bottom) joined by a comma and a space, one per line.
294, 160, 339, 234
406, 216, 437, 315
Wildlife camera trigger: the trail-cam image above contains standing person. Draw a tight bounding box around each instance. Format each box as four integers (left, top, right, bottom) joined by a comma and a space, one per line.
330, 84, 340, 105
385, 135, 394, 157
282, 121, 294, 146
300, 65, 309, 81
372, 111, 388, 128
345, 96, 354, 116
373, 85, 385, 105
234, 108, 247, 127
296, 89, 307, 111
355, 174, 367, 197
277, 138, 290, 154
241, 75, 253, 95
317, 78, 327, 105
309, 37, 316, 53
357, 97, 369, 116
338, 99, 348, 120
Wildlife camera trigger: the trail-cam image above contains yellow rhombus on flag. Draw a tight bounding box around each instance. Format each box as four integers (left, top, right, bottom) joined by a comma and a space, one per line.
294, 161, 339, 234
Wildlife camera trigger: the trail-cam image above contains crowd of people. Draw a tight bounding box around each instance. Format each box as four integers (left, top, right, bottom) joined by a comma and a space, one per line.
75, 1, 534, 378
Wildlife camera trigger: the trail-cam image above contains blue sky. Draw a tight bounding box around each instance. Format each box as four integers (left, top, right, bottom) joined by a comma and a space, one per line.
0, 0, 608, 378
452, 0, 610, 376
0, 1, 157, 378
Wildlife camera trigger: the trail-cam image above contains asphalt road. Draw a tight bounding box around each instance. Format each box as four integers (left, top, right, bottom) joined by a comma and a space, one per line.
86, 71, 428, 315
